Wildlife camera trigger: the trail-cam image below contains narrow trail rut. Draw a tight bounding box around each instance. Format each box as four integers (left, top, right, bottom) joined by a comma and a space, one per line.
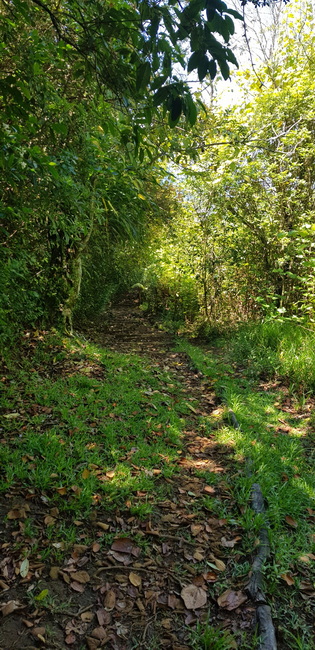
1, 299, 255, 650
79, 299, 254, 647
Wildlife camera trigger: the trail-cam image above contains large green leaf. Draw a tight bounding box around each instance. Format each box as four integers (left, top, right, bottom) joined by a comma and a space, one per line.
136, 61, 151, 91
198, 54, 209, 81
188, 50, 205, 73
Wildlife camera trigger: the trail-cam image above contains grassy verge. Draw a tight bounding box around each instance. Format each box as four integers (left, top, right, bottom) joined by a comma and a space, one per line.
226, 320, 315, 393
177, 335, 315, 649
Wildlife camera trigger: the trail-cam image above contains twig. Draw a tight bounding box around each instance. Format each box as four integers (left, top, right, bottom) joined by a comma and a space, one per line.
94, 565, 156, 575
143, 531, 206, 546
142, 615, 156, 643
94, 564, 185, 586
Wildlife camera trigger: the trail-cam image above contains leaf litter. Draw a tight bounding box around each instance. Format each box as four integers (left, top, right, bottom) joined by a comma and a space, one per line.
1, 300, 312, 648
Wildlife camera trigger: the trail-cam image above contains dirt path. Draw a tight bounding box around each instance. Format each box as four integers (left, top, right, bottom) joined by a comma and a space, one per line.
1, 300, 253, 649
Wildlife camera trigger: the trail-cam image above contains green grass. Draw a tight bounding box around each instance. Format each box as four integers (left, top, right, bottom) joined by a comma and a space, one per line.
2, 324, 315, 647
226, 320, 315, 393
0, 331, 185, 519
177, 336, 315, 649
189, 620, 238, 649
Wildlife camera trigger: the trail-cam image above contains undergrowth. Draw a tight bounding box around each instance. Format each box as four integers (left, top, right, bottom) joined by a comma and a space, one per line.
223, 320, 315, 393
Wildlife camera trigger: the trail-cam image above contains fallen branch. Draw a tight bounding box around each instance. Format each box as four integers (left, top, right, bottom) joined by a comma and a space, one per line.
228, 410, 277, 649
228, 409, 240, 429
247, 483, 277, 650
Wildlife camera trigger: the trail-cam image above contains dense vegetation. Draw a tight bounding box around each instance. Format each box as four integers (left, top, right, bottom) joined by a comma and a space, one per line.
136, 1, 315, 334
1, 2, 315, 648
1, 0, 245, 343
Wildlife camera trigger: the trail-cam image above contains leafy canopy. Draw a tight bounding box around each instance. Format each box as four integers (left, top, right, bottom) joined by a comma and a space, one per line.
12, 0, 245, 128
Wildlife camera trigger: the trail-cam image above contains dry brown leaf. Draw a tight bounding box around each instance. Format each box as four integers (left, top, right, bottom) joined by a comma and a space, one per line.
129, 572, 142, 588
203, 485, 215, 494
73, 544, 88, 555
44, 515, 56, 526
86, 637, 100, 650
31, 626, 46, 638
104, 590, 116, 611
181, 584, 207, 610
92, 542, 101, 553
161, 618, 172, 629
136, 597, 145, 612
56, 486, 67, 495
168, 594, 181, 610
7, 507, 28, 520
193, 550, 204, 562
285, 515, 298, 529
217, 589, 247, 611
70, 581, 85, 593
71, 571, 90, 584
65, 632, 76, 645
96, 521, 109, 531
281, 573, 294, 586
1, 600, 24, 616
71, 485, 82, 496
213, 558, 226, 572
22, 619, 34, 628
61, 571, 70, 584
81, 611, 94, 623
91, 626, 107, 640
300, 580, 314, 592
203, 571, 217, 582
110, 551, 133, 565
111, 537, 134, 554
96, 609, 111, 626
191, 524, 203, 537
0, 581, 9, 591
221, 536, 241, 548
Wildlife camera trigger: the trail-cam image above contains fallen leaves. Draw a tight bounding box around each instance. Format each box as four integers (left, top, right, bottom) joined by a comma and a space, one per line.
1, 600, 24, 616
281, 573, 295, 586
203, 485, 216, 495
49, 566, 60, 580
299, 553, 315, 563
221, 536, 241, 548
3, 318, 314, 649
181, 584, 207, 609
104, 590, 116, 611
71, 571, 90, 584
7, 504, 30, 519
96, 521, 109, 531
19, 558, 29, 578
129, 572, 142, 588
285, 515, 298, 529
217, 589, 247, 611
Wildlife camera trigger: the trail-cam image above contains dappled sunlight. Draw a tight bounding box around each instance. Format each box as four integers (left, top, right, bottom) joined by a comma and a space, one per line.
180, 341, 315, 578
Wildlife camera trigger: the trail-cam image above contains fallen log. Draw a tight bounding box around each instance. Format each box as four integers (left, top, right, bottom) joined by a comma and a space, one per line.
228, 411, 277, 649
248, 483, 277, 650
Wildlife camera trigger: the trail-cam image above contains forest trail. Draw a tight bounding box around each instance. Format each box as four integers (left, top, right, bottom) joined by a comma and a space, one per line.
1, 300, 257, 649
82, 295, 174, 356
